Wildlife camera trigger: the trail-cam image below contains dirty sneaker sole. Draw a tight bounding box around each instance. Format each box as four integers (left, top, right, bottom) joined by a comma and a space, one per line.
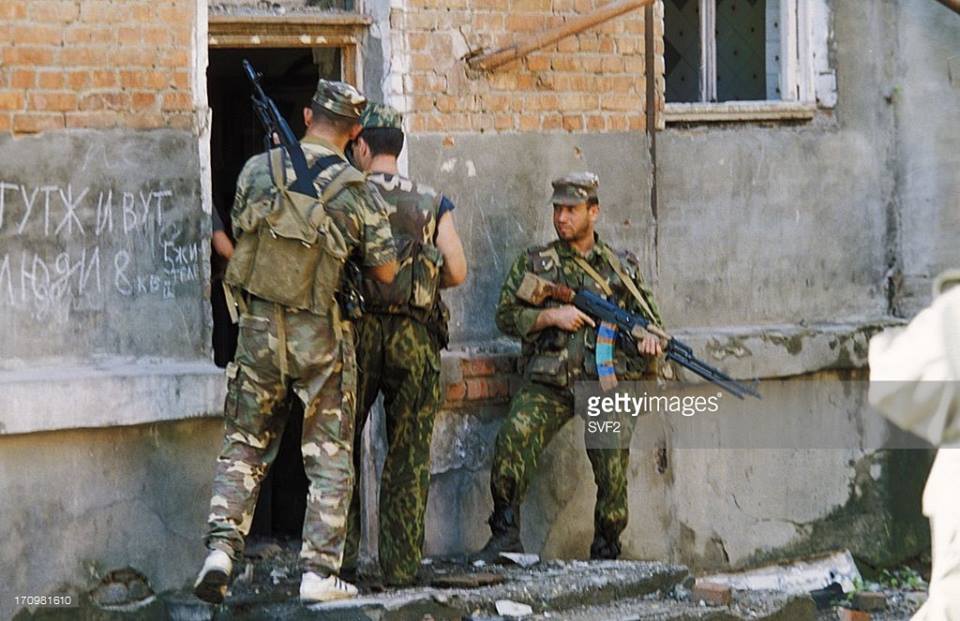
194, 569, 229, 604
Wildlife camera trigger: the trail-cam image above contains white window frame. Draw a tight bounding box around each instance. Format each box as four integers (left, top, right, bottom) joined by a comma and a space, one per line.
665, 0, 835, 123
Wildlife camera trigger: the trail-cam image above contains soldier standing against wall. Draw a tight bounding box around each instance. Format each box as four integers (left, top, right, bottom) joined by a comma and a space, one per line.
476, 172, 662, 562
193, 80, 398, 605
341, 103, 468, 587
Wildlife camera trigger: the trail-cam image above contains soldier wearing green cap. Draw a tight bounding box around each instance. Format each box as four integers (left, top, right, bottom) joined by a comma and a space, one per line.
193, 78, 398, 605
341, 102, 468, 586
474, 172, 663, 562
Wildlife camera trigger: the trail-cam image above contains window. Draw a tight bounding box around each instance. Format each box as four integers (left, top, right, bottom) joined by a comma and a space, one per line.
663, 0, 835, 121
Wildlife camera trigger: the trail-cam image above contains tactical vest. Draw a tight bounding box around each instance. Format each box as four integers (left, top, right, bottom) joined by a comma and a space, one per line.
522, 241, 652, 390
225, 147, 365, 316
361, 173, 444, 322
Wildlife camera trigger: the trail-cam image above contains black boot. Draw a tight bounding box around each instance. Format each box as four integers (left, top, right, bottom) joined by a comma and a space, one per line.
589, 534, 621, 560
472, 505, 523, 563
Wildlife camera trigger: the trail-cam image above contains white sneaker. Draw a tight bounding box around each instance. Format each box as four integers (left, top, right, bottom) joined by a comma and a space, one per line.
299, 571, 358, 603
193, 549, 233, 604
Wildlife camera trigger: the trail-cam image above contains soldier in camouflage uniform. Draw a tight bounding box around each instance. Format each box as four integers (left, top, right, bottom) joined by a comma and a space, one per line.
341, 103, 467, 587
476, 172, 663, 561
193, 80, 398, 605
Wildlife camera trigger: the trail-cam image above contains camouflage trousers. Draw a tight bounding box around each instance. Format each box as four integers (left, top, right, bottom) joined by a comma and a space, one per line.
343, 313, 441, 585
204, 297, 357, 575
490, 381, 631, 544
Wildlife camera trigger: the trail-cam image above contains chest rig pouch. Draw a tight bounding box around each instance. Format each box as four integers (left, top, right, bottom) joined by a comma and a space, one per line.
523, 246, 571, 388
362, 177, 444, 322
225, 149, 360, 315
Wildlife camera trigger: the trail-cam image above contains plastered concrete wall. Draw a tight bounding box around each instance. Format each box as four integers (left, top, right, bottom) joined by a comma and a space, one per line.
0, 418, 222, 621
656, 1, 897, 328
895, 0, 960, 315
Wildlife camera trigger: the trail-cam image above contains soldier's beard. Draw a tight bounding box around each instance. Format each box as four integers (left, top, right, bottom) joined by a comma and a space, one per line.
555, 222, 592, 245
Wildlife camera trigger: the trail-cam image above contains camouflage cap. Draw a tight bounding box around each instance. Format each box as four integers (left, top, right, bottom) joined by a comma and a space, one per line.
359, 102, 403, 130
550, 172, 600, 206
311, 79, 366, 120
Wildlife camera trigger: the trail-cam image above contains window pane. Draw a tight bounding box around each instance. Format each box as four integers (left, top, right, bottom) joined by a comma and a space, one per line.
665, 0, 702, 103
716, 0, 772, 101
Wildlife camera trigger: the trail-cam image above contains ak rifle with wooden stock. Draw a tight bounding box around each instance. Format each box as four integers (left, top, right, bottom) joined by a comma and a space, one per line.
517, 273, 762, 400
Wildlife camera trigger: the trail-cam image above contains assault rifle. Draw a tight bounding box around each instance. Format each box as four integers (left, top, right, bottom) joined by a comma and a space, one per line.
517, 273, 761, 400
242, 59, 318, 198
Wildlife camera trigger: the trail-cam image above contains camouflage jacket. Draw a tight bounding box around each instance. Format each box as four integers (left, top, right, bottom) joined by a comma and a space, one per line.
496, 236, 662, 389
228, 136, 396, 316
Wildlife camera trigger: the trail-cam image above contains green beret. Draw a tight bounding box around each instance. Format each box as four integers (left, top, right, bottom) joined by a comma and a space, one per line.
550, 172, 600, 206
311, 79, 366, 120
360, 102, 403, 130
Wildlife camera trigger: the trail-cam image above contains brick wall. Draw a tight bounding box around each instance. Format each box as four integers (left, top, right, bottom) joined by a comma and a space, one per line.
0, 0, 195, 135
442, 353, 521, 407
393, 0, 661, 133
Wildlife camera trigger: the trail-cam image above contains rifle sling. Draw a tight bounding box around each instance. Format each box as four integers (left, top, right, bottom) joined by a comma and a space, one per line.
572, 251, 659, 327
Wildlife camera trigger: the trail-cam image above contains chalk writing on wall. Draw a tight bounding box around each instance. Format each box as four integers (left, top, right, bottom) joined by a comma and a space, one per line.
0, 181, 203, 323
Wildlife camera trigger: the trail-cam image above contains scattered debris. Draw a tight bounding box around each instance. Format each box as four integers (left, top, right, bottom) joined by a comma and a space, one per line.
496, 598, 533, 617
499, 552, 540, 568
54, 546, 929, 620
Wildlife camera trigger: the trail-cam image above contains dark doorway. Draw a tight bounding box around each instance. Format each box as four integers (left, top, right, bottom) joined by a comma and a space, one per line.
206, 46, 342, 540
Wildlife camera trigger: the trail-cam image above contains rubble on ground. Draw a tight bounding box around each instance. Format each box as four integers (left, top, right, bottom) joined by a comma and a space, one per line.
14, 543, 929, 620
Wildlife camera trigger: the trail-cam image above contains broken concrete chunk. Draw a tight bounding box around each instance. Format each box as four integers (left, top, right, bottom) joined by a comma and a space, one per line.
495, 599, 533, 617
499, 552, 540, 567
700, 550, 862, 594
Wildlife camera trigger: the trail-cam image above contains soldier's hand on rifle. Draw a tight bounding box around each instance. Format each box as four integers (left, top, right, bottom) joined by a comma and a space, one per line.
638, 333, 663, 357
547, 305, 596, 332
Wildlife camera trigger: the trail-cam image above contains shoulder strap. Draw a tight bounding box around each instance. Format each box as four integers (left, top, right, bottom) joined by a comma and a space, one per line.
270, 149, 345, 193
572, 255, 614, 297
599, 247, 659, 324
310, 154, 345, 178
269, 148, 285, 188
